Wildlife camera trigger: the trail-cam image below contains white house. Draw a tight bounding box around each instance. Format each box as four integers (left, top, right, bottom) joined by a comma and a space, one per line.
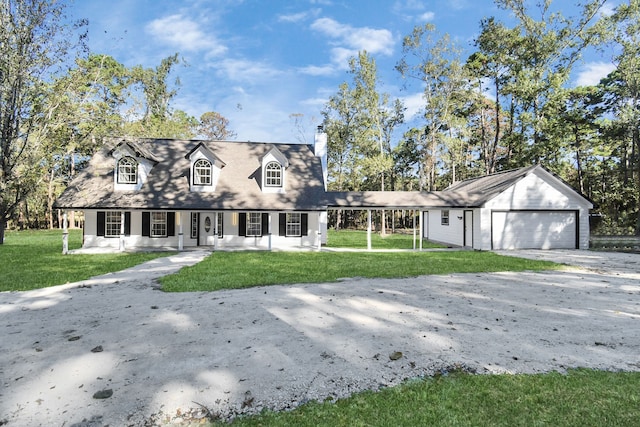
54, 131, 593, 252
54, 135, 329, 252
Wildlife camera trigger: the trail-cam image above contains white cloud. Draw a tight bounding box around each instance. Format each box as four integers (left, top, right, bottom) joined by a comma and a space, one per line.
309, 17, 395, 71
401, 92, 425, 120
392, 1, 436, 22
600, 2, 616, 17
145, 14, 227, 57
419, 11, 435, 21
298, 64, 336, 76
576, 62, 616, 86
311, 17, 395, 57
278, 11, 310, 23
215, 58, 284, 82
278, 9, 321, 23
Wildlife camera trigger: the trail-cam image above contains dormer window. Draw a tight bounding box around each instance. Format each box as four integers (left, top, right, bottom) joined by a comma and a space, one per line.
117, 157, 138, 184
265, 162, 282, 187
193, 159, 212, 185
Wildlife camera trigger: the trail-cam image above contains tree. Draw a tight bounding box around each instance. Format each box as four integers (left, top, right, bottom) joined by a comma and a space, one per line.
124, 54, 198, 139
0, 0, 84, 243
396, 24, 473, 189
469, 0, 608, 171
198, 111, 237, 140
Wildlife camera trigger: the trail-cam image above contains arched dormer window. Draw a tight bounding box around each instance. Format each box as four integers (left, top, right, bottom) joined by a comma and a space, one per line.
193, 159, 212, 185
265, 162, 282, 187
117, 157, 138, 184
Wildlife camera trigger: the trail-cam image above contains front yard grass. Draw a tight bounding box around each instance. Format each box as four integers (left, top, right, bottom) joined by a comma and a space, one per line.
218, 368, 640, 427
160, 249, 560, 292
0, 229, 171, 292
326, 228, 445, 249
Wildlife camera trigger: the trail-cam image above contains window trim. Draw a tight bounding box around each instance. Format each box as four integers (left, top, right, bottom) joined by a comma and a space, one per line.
265, 161, 282, 187
117, 156, 138, 184
151, 212, 168, 237
193, 159, 212, 186
246, 212, 262, 237
286, 213, 301, 237
105, 211, 122, 237
441, 210, 450, 226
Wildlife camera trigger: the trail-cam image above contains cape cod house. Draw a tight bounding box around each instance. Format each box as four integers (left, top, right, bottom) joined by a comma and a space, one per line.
54, 130, 593, 252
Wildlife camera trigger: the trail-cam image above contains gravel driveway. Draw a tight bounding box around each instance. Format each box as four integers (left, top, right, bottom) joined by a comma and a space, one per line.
1, 249, 639, 426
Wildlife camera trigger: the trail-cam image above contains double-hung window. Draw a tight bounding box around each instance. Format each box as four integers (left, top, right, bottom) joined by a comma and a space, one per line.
265, 162, 282, 187
286, 213, 301, 237
117, 157, 138, 184
441, 210, 450, 226
246, 212, 262, 236
105, 211, 122, 237
151, 212, 167, 237
193, 159, 212, 185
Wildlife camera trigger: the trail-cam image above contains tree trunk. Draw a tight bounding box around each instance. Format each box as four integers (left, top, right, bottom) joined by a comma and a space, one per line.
0, 218, 5, 244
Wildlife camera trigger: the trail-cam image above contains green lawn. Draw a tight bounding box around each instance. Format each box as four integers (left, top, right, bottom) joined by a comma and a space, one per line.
0, 229, 172, 291
218, 369, 640, 427
159, 249, 560, 292
326, 229, 445, 249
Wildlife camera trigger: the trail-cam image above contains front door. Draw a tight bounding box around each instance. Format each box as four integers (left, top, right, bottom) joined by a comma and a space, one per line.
463, 210, 473, 248
199, 213, 216, 246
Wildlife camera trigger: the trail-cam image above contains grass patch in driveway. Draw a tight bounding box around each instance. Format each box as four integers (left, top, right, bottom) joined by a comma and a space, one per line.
216, 369, 640, 427
159, 250, 561, 292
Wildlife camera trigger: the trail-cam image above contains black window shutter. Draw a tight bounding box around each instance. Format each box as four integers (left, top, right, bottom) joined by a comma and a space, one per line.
124, 212, 131, 236
167, 212, 175, 236
279, 213, 286, 236
142, 212, 150, 237
261, 213, 269, 236
97, 212, 105, 236
218, 214, 224, 237
301, 213, 308, 236
239, 213, 246, 236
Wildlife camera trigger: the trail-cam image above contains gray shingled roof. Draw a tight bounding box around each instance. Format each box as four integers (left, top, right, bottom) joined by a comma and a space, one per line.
56, 139, 563, 212
325, 165, 541, 209
54, 138, 327, 211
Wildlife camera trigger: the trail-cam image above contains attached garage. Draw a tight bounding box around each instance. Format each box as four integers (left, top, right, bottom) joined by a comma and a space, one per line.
326, 164, 593, 251
491, 210, 578, 250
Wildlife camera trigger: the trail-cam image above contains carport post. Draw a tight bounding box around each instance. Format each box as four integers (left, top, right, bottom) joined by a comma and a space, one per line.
412, 210, 416, 250
62, 210, 69, 255
367, 209, 372, 251
419, 209, 423, 250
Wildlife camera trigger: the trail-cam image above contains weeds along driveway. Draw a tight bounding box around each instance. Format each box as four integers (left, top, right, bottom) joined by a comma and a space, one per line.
1, 250, 639, 426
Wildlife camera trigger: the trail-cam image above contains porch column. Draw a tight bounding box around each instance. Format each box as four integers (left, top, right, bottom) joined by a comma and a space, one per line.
177, 211, 184, 251
214, 212, 219, 250
119, 211, 126, 252
62, 210, 69, 255
317, 213, 322, 251
419, 209, 423, 251
367, 209, 372, 251
268, 213, 272, 251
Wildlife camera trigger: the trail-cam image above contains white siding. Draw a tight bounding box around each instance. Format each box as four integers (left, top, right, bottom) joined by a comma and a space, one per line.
427, 209, 465, 247
482, 169, 592, 250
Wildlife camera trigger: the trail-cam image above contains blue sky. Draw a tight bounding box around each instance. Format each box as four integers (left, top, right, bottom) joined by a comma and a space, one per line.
72, 0, 619, 144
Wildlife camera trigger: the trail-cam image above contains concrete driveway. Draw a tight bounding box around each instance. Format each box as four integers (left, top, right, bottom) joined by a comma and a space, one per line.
1, 249, 639, 426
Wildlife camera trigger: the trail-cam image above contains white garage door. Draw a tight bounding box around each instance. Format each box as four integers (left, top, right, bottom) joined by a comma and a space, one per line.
492, 211, 577, 250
